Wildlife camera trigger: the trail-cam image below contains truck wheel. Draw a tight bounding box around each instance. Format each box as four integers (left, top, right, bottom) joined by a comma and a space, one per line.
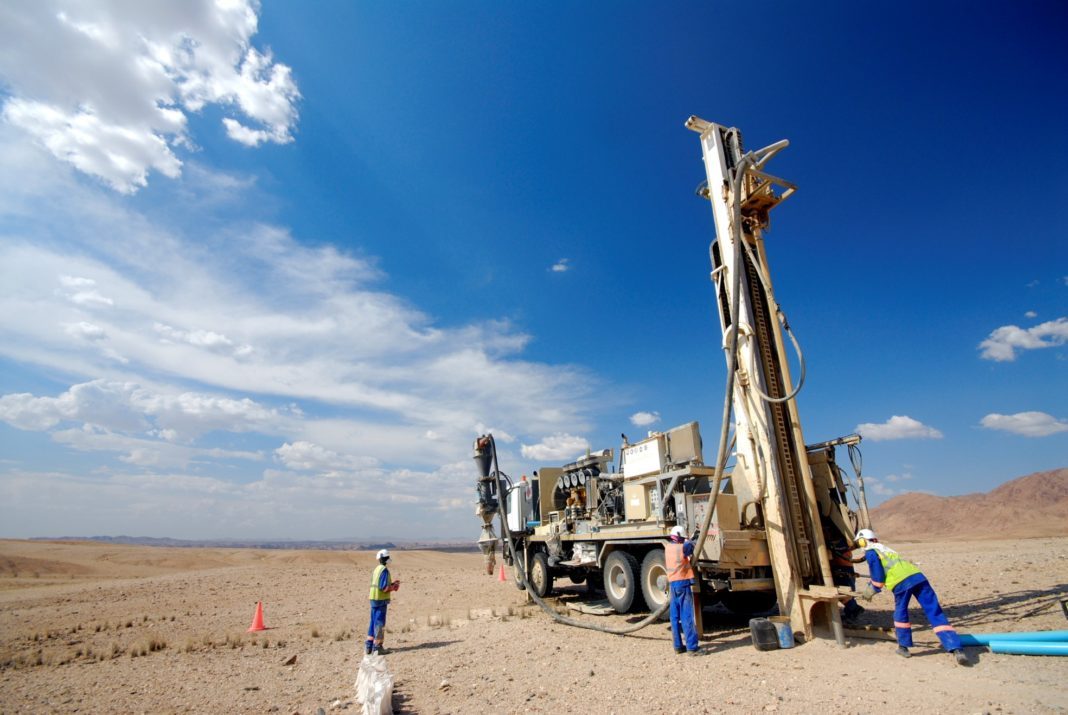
603, 550, 644, 613
529, 551, 554, 598
640, 549, 670, 621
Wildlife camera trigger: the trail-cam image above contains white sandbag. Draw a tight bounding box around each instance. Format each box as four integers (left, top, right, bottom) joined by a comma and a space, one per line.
355, 653, 394, 715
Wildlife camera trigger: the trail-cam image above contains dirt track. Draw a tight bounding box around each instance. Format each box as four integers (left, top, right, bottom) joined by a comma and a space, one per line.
1, 538, 1066, 713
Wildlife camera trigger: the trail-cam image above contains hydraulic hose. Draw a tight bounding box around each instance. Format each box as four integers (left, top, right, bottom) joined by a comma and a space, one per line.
485, 434, 670, 634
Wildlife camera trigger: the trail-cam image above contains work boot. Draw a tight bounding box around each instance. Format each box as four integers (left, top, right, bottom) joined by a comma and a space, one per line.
688, 648, 703, 656
952, 649, 970, 666
674, 646, 686, 655
364, 643, 373, 655
374, 646, 389, 656
895, 646, 911, 658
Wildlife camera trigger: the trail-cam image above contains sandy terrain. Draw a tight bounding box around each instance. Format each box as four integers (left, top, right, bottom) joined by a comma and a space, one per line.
1, 537, 1066, 714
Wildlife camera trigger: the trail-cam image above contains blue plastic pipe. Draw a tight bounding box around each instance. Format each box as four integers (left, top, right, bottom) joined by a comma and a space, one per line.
988, 640, 1068, 656
958, 630, 1068, 647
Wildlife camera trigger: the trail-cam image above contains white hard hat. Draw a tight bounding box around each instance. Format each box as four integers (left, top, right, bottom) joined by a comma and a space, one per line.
376, 549, 390, 561
855, 529, 876, 542
670, 526, 686, 539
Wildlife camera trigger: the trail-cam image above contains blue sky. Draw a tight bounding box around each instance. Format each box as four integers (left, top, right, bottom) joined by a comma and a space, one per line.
0, 1, 1065, 540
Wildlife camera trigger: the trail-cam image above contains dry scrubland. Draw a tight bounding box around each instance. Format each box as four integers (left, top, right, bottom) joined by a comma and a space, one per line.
1, 538, 1067, 714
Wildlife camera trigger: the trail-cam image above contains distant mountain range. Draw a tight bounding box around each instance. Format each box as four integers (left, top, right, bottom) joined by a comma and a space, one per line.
30, 535, 480, 552
869, 467, 1068, 541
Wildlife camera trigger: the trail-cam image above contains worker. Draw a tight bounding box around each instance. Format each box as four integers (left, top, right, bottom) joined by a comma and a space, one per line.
665, 525, 701, 655
856, 529, 969, 665
365, 548, 401, 655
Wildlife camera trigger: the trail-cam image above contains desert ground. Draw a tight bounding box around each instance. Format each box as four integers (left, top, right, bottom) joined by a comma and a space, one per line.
1, 537, 1066, 714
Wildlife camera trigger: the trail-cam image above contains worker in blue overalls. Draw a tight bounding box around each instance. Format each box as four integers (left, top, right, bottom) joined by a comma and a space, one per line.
365, 549, 400, 655
856, 529, 970, 666
665, 525, 701, 655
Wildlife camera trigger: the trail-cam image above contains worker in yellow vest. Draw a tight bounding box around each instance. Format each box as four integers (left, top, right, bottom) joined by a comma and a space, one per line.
365, 549, 401, 655
665, 525, 701, 655
856, 529, 969, 665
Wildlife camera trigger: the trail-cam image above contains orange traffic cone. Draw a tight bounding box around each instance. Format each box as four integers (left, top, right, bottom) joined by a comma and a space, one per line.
248, 601, 267, 632
497, 563, 507, 583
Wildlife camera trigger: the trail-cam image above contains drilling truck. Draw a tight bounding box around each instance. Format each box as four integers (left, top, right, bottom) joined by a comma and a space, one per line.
475, 117, 872, 643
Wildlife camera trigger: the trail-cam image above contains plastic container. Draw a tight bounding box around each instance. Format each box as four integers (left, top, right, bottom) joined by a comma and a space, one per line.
768, 616, 794, 649
749, 617, 780, 651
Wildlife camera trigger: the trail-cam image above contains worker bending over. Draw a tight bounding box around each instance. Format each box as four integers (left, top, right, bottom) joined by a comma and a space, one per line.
365, 549, 401, 655
665, 526, 701, 655
856, 529, 969, 666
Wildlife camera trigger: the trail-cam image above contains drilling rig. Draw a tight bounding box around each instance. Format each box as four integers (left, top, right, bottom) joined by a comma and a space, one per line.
474, 117, 872, 644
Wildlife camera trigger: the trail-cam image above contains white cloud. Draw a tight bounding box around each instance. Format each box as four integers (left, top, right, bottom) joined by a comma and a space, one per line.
630, 411, 660, 427
855, 415, 943, 442
0, 457, 481, 540
550, 258, 570, 273
154, 322, 253, 357
0, 106, 599, 537
57, 275, 113, 307
0, 0, 299, 192
978, 317, 1068, 361
474, 423, 515, 443
0, 379, 284, 440
520, 433, 590, 461
275, 441, 378, 473
980, 411, 1068, 438
63, 321, 107, 341
1025, 310, 1038, 319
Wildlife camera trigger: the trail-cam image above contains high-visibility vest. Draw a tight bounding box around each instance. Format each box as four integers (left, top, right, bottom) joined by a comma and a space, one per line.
369, 564, 391, 601
873, 546, 922, 591
664, 542, 694, 582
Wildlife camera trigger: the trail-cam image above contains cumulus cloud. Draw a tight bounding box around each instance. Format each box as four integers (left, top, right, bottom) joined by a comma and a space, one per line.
0, 379, 284, 439
0, 0, 300, 192
550, 258, 570, 273
978, 317, 1068, 361
521, 433, 590, 461
275, 441, 378, 473
980, 411, 1068, 438
630, 411, 660, 427
856, 415, 943, 442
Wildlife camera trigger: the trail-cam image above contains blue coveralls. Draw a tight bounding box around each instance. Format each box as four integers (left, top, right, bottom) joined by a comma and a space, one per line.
669, 540, 699, 652
366, 566, 391, 652
865, 550, 962, 652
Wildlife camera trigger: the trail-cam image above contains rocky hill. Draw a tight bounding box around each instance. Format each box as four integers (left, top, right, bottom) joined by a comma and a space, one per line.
869, 467, 1068, 541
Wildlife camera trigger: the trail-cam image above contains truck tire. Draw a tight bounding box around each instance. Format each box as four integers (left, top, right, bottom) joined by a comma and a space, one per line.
529, 551, 554, 598
603, 550, 645, 613
640, 549, 670, 621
